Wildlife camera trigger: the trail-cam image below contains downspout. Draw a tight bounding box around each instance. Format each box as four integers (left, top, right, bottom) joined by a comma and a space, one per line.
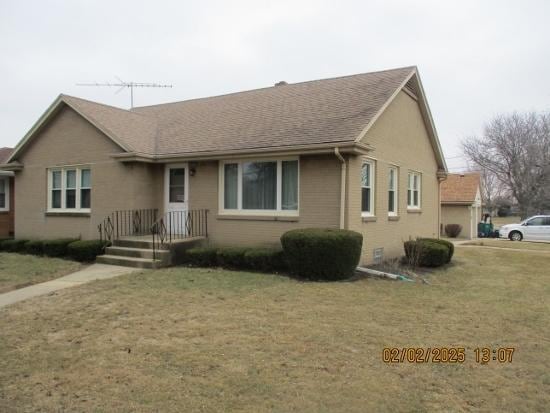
334, 148, 346, 229
436, 170, 447, 238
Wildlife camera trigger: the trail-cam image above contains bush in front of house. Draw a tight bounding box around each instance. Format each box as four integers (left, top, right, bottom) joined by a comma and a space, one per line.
182, 246, 288, 273
420, 238, 454, 263
244, 248, 288, 272
404, 239, 449, 268
0, 239, 29, 253
216, 247, 249, 269
444, 224, 463, 238
67, 240, 109, 262
182, 247, 219, 267
42, 239, 78, 257
24, 240, 44, 255
280, 228, 363, 281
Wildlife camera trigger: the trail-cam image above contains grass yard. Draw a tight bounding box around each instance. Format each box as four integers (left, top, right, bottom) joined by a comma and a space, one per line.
0, 252, 82, 294
463, 238, 550, 252
0, 247, 549, 412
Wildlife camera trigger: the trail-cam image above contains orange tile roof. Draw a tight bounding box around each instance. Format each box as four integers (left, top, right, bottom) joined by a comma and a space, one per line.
441, 173, 481, 204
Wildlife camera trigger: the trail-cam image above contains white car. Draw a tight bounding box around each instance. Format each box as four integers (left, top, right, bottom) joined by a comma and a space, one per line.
499, 215, 550, 241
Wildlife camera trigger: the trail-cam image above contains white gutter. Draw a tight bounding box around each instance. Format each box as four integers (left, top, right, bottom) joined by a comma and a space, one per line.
334, 147, 346, 229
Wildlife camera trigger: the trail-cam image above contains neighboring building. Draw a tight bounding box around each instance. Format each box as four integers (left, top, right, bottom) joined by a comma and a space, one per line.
441, 173, 482, 239
0, 147, 15, 238
1, 66, 447, 265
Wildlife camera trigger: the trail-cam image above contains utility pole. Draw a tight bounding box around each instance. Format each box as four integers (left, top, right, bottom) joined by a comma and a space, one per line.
76, 77, 173, 108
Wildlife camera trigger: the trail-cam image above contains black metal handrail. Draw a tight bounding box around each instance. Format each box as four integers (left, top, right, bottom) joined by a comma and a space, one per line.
98, 208, 158, 243
151, 209, 208, 260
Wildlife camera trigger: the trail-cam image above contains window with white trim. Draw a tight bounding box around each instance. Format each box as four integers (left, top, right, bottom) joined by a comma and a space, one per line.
361, 160, 375, 216
0, 176, 9, 211
220, 159, 299, 214
388, 167, 397, 215
407, 171, 421, 209
48, 167, 91, 212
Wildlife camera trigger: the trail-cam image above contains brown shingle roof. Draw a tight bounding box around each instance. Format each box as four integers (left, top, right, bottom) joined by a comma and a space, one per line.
0, 147, 13, 164
441, 173, 481, 204
60, 66, 415, 156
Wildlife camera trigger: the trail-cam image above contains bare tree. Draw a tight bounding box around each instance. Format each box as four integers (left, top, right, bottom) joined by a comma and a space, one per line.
479, 169, 502, 215
462, 112, 550, 218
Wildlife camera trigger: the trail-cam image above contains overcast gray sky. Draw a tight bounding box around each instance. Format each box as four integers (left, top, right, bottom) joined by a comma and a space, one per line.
1, 0, 549, 171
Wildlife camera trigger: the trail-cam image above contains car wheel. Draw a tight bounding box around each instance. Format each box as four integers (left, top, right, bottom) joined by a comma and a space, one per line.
509, 231, 523, 241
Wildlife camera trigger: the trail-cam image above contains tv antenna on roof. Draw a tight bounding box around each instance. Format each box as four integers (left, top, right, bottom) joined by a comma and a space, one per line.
76, 76, 173, 108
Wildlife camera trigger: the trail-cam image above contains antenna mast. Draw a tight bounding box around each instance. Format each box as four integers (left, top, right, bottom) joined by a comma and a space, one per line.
76, 77, 173, 108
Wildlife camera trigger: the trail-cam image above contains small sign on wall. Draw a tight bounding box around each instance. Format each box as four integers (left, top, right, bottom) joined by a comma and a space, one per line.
373, 248, 384, 264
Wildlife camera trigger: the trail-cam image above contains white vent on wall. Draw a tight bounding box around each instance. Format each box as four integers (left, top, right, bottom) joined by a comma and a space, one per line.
373, 248, 384, 265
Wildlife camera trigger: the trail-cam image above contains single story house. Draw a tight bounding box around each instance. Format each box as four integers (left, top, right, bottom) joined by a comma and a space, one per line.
441, 173, 482, 239
0, 66, 448, 266
0, 147, 15, 238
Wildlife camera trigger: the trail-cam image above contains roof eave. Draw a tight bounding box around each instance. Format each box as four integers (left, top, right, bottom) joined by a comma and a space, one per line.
0, 162, 23, 171
111, 142, 372, 163
441, 200, 476, 205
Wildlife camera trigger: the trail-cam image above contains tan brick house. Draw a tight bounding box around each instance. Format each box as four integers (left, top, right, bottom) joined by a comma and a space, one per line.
441, 173, 482, 239
1, 66, 448, 266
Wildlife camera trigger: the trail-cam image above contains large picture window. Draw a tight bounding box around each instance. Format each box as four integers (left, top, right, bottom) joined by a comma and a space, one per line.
388, 167, 398, 215
407, 171, 421, 209
0, 176, 9, 211
220, 159, 299, 214
361, 160, 375, 216
48, 167, 91, 212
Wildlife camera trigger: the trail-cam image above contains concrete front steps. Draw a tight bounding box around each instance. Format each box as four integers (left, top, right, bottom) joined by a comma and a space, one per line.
96, 236, 205, 269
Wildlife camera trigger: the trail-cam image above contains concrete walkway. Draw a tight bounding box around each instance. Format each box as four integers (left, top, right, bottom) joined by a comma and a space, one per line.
0, 264, 139, 309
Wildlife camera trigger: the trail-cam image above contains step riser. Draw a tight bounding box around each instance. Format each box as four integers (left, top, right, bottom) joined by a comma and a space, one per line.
97, 255, 163, 269
113, 239, 168, 249
105, 246, 170, 261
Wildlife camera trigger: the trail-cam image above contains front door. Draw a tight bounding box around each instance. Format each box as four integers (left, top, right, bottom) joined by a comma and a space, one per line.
165, 164, 188, 235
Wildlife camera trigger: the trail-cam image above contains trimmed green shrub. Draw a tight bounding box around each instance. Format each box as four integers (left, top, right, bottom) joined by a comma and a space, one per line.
183, 247, 218, 267
244, 248, 288, 272
281, 228, 363, 281
420, 238, 454, 263
1, 239, 29, 253
67, 240, 109, 262
0, 238, 12, 251
216, 247, 248, 268
42, 239, 78, 257
404, 239, 449, 267
24, 240, 44, 255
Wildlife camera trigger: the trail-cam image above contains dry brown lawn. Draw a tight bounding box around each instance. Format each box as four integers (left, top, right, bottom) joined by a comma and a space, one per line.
462, 238, 550, 252
0, 247, 549, 412
0, 252, 82, 293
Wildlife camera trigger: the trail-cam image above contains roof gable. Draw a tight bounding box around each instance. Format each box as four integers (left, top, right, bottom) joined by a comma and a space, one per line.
441, 173, 481, 204
7, 95, 158, 163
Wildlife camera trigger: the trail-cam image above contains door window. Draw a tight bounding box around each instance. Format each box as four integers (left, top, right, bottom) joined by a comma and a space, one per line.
526, 217, 545, 226
169, 168, 186, 203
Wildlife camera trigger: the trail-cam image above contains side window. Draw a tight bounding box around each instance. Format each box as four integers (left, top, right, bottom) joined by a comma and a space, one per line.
544, 217, 550, 226
527, 217, 544, 226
